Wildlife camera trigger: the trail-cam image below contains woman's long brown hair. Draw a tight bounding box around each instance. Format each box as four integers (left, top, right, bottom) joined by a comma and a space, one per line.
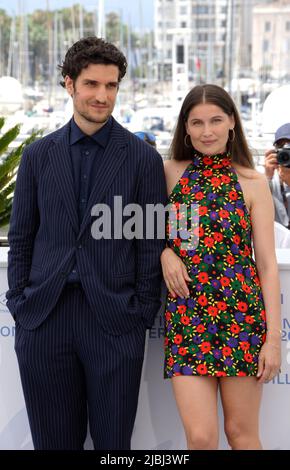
169, 84, 254, 169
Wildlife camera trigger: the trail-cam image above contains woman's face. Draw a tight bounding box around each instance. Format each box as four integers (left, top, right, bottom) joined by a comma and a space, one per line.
185, 102, 235, 156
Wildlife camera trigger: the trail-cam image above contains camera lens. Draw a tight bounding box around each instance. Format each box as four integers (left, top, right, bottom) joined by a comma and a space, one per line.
279, 151, 289, 162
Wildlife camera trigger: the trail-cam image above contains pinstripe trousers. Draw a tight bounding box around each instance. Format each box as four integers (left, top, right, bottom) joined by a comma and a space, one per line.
14, 284, 146, 450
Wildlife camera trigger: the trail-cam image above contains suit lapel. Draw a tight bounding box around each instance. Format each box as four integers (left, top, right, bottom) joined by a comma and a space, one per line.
78, 119, 128, 239
48, 122, 79, 234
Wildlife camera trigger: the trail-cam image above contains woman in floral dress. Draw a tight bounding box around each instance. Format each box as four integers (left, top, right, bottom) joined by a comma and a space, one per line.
161, 84, 281, 450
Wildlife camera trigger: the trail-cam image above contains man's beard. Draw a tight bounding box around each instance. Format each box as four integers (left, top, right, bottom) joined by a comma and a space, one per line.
78, 108, 109, 124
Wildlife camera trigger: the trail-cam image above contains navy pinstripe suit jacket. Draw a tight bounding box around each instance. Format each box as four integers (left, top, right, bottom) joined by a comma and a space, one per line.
6, 117, 167, 335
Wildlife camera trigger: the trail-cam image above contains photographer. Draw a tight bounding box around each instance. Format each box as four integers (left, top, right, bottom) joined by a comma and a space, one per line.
265, 123, 290, 229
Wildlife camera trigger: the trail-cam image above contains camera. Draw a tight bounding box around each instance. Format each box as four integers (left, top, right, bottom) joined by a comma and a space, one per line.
277, 143, 290, 168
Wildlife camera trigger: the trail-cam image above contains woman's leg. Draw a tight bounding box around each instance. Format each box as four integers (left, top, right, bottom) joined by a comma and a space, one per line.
172, 376, 219, 450
220, 377, 263, 450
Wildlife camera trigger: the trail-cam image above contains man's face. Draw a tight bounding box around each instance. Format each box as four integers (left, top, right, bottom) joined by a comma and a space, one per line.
65, 63, 119, 129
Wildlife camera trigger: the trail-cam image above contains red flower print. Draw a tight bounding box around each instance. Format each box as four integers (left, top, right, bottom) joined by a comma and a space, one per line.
242, 284, 251, 294
261, 310, 266, 321
229, 190, 238, 200
203, 169, 213, 177
200, 342, 211, 353
195, 191, 204, 200
219, 209, 229, 219
236, 208, 244, 217
204, 237, 214, 248
222, 347, 232, 356
217, 301, 227, 311
220, 277, 230, 286
230, 324, 240, 334
199, 206, 208, 216
249, 266, 255, 277
238, 301, 248, 312
192, 254, 201, 264
203, 157, 213, 165
211, 177, 221, 187
208, 306, 218, 317
236, 273, 245, 282
174, 334, 183, 344
174, 238, 181, 247
180, 177, 189, 185
216, 371, 227, 377
243, 246, 251, 257
233, 235, 241, 244
198, 272, 209, 283
198, 295, 208, 306
193, 227, 204, 238
180, 249, 187, 257
181, 315, 190, 325
197, 324, 205, 333
240, 341, 250, 351
181, 186, 190, 194
197, 364, 208, 375
168, 357, 174, 367
213, 232, 223, 242
179, 347, 187, 356
164, 337, 169, 346
221, 175, 230, 184
238, 371, 246, 377
244, 353, 253, 363
240, 218, 247, 229
245, 315, 254, 324
165, 311, 172, 321
177, 305, 187, 314
226, 255, 235, 265
222, 158, 231, 166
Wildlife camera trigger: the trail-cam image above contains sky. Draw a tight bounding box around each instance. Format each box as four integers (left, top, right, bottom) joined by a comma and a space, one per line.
0, 0, 154, 29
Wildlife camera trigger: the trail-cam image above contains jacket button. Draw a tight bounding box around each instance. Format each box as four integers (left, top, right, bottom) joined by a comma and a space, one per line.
78, 244, 82, 249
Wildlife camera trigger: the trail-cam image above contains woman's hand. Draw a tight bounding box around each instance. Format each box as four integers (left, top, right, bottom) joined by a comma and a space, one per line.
257, 341, 281, 383
161, 247, 191, 298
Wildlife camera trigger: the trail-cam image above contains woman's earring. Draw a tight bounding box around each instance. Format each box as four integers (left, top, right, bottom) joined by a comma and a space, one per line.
228, 128, 235, 142
184, 134, 192, 148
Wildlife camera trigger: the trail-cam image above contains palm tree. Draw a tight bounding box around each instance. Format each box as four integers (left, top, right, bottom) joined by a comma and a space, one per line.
0, 117, 42, 228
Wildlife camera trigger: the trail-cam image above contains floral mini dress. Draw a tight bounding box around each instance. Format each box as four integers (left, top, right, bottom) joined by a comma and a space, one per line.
164, 151, 267, 378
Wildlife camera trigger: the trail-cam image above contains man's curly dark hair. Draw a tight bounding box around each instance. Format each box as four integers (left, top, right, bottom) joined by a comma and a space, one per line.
58, 36, 127, 87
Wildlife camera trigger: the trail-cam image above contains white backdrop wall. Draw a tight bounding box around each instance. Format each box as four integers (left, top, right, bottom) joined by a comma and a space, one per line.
0, 248, 289, 450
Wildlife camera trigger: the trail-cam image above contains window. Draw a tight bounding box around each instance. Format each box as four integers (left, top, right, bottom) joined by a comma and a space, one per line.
198, 33, 208, 42
263, 40, 269, 52
193, 5, 209, 14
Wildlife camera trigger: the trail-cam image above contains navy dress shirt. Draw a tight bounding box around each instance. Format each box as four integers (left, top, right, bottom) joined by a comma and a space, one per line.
67, 117, 112, 283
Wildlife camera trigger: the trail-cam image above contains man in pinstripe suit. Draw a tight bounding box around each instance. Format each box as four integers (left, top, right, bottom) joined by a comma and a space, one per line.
6, 37, 167, 450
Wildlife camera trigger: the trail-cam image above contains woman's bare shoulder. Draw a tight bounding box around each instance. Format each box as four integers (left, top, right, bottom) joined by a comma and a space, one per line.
233, 163, 266, 181
163, 158, 192, 195
164, 158, 191, 173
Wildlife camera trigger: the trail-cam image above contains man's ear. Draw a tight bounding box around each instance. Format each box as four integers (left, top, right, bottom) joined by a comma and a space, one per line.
64, 76, 74, 97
